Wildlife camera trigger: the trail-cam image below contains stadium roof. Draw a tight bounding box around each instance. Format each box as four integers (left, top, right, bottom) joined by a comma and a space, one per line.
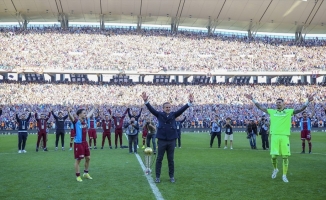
0, 0, 326, 34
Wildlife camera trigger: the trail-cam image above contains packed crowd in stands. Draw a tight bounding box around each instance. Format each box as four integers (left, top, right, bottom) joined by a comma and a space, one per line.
0, 26, 326, 72
0, 81, 325, 131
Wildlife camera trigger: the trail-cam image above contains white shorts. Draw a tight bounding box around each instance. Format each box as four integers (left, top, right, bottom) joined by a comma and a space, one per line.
224, 134, 233, 141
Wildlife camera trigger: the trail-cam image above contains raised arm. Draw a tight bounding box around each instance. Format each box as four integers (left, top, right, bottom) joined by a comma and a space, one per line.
123, 108, 128, 117
99, 110, 104, 120
175, 105, 190, 118
51, 110, 58, 120
293, 93, 315, 115
68, 107, 75, 122
47, 112, 51, 120
87, 105, 98, 118
16, 113, 20, 122
244, 94, 268, 114
0, 106, 2, 116
127, 108, 132, 118
63, 114, 69, 120
175, 94, 194, 118
141, 92, 159, 117
35, 112, 38, 120
26, 112, 32, 121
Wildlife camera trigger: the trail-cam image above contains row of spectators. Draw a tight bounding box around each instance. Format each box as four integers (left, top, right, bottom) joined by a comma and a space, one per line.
0, 81, 325, 131
0, 26, 325, 72
0, 116, 324, 131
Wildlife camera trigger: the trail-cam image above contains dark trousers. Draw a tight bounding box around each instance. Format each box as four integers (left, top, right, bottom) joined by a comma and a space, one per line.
128, 135, 137, 153
55, 130, 65, 147
102, 131, 111, 147
115, 129, 123, 146
175, 131, 181, 147
261, 133, 269, 149
146, 134, 156, 152
156, 139, 175, 178
210, 132, 221, 147
37, 131, 47, 148
18, 131, 28, 150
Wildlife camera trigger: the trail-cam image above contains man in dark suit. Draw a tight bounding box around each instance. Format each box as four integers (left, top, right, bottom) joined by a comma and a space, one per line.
141, 92, 194, 183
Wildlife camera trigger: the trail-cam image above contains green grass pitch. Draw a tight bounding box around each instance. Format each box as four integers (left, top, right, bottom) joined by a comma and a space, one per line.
0, 131, 325, 200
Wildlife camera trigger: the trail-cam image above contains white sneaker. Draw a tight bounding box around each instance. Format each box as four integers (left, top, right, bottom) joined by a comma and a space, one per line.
55, 147, 58, 151
224, 146, 227, 149
271, 169, 279, 179
282, 175, 289, 183
18, 150, 22, 153
69, 148, 72, 151
62, 147, 65, 151
230, 147, 233, 150
22, 150, 27, 153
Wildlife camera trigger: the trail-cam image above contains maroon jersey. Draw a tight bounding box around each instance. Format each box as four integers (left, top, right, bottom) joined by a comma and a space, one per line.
102, 119, 111, 131
109, 109, 128, 129
35, 112, 51, 132
89, 119, 96, 129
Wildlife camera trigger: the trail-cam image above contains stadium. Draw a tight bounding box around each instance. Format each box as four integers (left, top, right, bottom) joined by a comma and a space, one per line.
0, 0, 326, 199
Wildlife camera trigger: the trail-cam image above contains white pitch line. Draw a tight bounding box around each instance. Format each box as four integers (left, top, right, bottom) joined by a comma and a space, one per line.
124, 133, 164, 200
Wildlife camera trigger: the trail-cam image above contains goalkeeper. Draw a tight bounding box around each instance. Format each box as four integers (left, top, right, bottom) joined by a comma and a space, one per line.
244, 93, 314, 183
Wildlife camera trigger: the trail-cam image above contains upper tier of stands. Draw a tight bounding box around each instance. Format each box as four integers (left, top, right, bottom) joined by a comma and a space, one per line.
0, 27, 325, 72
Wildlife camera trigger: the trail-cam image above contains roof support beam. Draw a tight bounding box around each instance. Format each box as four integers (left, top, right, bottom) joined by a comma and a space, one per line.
11, 0, 27, 29
100, 0, 105, 30
175, 0, 186, 32
207, 17, 212, 35
100, 14, 105, 30
211, 0, 226, 34
137, 0, 143, 31
58, 13, 68, 29
248, 0, 274, 39
171, 0, 186, 33
137, 15, 142, 31
301, 0, 324, 41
